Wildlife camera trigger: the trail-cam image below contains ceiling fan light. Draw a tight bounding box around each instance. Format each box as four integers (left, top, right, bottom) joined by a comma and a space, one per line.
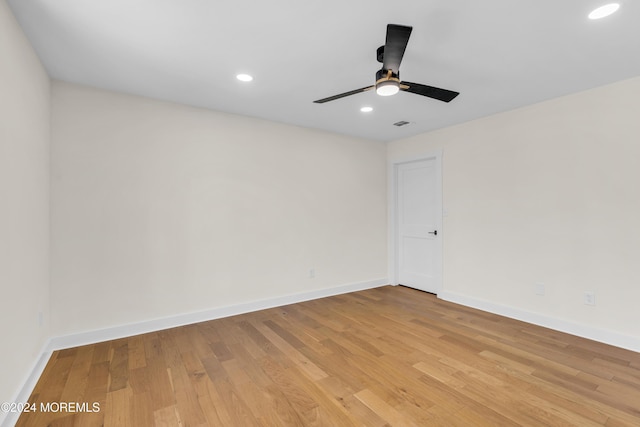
376, 80, 400, 96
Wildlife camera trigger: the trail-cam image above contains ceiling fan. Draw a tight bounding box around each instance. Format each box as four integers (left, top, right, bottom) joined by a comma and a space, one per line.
313, 24, 459, 104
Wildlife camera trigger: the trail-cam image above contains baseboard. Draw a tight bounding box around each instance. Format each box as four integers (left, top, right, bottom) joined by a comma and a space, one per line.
439, 290, 640, 353
1, 343, 53, 427
48, 278, 388, 352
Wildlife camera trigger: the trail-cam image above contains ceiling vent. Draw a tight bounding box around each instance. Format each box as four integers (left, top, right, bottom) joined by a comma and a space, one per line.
393, 120, 411, 127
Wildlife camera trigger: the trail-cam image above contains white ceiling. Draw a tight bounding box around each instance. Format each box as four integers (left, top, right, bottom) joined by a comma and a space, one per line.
8, 0, 640, 142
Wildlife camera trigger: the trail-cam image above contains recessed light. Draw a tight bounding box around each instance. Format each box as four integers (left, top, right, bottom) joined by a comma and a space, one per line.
588, 3, 620, 19
360, 106, 373, 113
236, 73, 253, 82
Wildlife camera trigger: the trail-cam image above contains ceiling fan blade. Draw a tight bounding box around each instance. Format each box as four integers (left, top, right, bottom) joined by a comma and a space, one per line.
313, 86, 374, 103
401, 81, 460, 102
382, 24, 412, 73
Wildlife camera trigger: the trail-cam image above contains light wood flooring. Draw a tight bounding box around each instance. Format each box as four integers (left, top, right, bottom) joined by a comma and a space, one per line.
16, 285, 640, 426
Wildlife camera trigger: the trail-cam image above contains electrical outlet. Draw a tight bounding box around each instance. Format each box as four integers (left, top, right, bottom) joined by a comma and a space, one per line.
309, 268, 315, 279
534, 283, 545, 296
584, 292, 596, 306
38, 311, 44, 327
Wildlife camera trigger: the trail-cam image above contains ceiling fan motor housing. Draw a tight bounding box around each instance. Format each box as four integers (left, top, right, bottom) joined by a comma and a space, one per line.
375, 69, 400, 96
376, 68, 399, 83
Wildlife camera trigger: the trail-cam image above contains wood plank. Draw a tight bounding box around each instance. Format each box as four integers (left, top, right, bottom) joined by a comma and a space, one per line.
355, 388, 419, 427
104, 387, 133, 427
127, 335, 147, 370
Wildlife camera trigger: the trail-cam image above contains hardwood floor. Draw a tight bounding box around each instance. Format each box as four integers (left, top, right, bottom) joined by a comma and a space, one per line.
16, 285, 640, 426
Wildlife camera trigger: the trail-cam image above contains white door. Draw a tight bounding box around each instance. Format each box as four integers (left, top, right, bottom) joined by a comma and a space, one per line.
396, 158, 441, 293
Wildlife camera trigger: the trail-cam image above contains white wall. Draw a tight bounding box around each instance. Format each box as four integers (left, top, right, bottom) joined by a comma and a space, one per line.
0, 0, 50, 407
389, 76, 640, 349
51, 82, 387, 336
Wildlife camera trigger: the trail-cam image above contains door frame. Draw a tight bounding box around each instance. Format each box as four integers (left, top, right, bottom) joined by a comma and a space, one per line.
388, 149, 443, 293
